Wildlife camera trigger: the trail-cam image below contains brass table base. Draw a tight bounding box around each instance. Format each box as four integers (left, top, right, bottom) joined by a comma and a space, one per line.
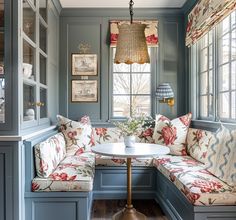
112, 205, 146, 220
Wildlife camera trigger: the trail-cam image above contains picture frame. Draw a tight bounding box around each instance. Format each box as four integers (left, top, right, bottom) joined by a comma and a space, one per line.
71, 54, 97, 76
71, 80, 98, 102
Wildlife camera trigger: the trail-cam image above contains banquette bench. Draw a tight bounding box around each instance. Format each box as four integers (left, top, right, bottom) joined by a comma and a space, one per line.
24, 115, 236, 220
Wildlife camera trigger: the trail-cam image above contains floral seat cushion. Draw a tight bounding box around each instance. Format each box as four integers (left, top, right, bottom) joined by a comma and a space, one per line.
95, 154, 153, 167
153, 155, 236, 206
32, 152, 95, 192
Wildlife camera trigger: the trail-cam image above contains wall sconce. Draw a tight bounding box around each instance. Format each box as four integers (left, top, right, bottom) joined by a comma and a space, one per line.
156, 83, 175, 107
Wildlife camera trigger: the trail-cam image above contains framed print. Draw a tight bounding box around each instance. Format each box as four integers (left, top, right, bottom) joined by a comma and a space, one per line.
71, 80, 98, 102
71, 54, 97, 76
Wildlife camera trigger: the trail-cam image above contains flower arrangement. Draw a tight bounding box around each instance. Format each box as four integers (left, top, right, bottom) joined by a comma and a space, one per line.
113, 115, 146, 137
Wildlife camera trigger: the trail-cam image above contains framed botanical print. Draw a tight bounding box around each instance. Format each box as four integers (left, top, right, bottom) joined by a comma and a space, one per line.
71, 80, 98, 102
71, 54, 97, 76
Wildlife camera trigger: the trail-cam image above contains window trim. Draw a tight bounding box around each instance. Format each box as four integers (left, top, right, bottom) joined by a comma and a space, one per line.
191, 11, 236, 123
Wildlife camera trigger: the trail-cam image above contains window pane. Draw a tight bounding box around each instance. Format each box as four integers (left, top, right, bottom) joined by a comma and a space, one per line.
232, 11, 236, 29
232, 61, 236, 90
201, 34, 208, 48
40, 88, 47, 118
132, 74, 150, 94
23, 40, 35, 80
40, 54, 47, 85
40, 23, 47, 53
113, 74, 130, 94
232, 91, 236, 119
219, 64, 229, 92
39, 0, 47, 22
23, 1, 35, 42
219, 15, 230, 36
113, 96, 130, 117
209, 94, 214, 117
23, 83, 36, 121
209, 30, 213, 44
200, 48, 208, 72
132, 63, 150, 72
232, 29, 236, 61
200, 96, 207, 117
209, 70, 213, 93
200, 72, 208, 94
113, 63, 130, 72
219, 34, 230, 64
209, 44, 213, 69
218, 92, 230, 118
132, 96, 151, 116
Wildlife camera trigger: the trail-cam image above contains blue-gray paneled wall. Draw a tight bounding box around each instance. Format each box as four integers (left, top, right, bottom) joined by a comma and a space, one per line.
59, 9, 186, 122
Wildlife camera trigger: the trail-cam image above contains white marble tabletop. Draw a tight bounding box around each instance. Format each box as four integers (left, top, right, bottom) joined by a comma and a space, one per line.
91, 143, 170, 158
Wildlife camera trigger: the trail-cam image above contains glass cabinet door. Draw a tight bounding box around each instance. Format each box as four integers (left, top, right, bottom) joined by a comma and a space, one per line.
21, 0, 49, 128
0, 0, 5, 123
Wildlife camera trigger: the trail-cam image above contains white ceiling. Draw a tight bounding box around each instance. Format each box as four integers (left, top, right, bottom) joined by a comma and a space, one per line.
59, 0, 188, 8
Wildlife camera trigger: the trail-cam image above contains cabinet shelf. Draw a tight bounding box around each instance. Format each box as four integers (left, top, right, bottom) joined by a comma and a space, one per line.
23, 78, 37, 86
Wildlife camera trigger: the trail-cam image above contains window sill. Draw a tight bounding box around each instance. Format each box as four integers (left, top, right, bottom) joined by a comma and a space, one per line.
191, 119, 236, 131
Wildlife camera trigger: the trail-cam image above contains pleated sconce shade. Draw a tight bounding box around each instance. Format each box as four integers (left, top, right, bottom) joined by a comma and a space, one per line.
156, 83, 174, 99
114, 23, 150, 64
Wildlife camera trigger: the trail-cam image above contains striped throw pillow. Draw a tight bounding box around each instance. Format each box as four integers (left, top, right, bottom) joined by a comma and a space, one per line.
205, 126, 236, 189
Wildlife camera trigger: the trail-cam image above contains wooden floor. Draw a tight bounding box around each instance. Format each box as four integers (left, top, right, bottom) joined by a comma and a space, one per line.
91, 200, 168, 220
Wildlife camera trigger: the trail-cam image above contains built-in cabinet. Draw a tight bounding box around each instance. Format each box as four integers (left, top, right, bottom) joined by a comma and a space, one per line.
0, 1, 60, 220
0, 143, 16, 220
21, 0, 49, 129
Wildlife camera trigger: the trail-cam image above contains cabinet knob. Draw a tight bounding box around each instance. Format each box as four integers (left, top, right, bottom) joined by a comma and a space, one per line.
36, 102, 45, 107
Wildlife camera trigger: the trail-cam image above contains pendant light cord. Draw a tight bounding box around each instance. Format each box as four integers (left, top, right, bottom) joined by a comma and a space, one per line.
129, 0, 134, 24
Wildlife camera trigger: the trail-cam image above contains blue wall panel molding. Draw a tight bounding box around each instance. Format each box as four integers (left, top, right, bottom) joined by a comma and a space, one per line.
93, 166, 156, 200
59, 9, 186, 122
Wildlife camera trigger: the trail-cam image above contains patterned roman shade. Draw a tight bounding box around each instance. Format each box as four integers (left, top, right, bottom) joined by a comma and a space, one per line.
110, 20, 158, 47
186, 0, 236, 47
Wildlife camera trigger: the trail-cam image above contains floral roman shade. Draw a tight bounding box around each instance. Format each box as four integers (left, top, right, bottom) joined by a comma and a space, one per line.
110, 20, 158, 47
186, 0, 236, 46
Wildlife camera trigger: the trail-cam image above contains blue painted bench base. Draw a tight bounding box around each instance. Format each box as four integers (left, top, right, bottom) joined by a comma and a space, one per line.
25, 191, 93, 220
155, 170, 236, 220
93, 166, 156, 200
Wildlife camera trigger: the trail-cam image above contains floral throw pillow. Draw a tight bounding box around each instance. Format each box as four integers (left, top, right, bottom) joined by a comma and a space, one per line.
205, 125, 236, 189
57, 115, 94, 156
153, 113, 192, 156
186, 128, 213, 164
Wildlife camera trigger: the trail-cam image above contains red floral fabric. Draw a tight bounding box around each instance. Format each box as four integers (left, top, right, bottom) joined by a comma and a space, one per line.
153, 113, 192, 156
32, 152, 95, 192
186, 0, 236, 46
57, 115, 94, 156
186, 128, 213, 164
110, 20, 158, 47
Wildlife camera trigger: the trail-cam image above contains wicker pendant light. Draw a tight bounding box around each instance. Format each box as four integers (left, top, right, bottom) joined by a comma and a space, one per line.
114, 0, 150, 64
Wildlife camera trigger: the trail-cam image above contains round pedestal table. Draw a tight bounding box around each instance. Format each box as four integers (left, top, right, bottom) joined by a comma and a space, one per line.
92, 143, 170, 220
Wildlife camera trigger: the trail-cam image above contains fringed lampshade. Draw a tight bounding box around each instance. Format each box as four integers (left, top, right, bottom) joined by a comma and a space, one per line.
114, 23, 150, 64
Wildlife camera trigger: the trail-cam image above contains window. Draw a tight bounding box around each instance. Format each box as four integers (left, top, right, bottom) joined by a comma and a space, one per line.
111, 48, 152, 118
195, 10, 236, 122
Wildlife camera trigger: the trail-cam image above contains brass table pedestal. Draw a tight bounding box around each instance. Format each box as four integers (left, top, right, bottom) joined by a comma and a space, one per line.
112, 158, 147, 220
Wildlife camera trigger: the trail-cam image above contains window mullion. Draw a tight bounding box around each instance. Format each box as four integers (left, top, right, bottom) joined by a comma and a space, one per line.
214, 27, 218, 121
